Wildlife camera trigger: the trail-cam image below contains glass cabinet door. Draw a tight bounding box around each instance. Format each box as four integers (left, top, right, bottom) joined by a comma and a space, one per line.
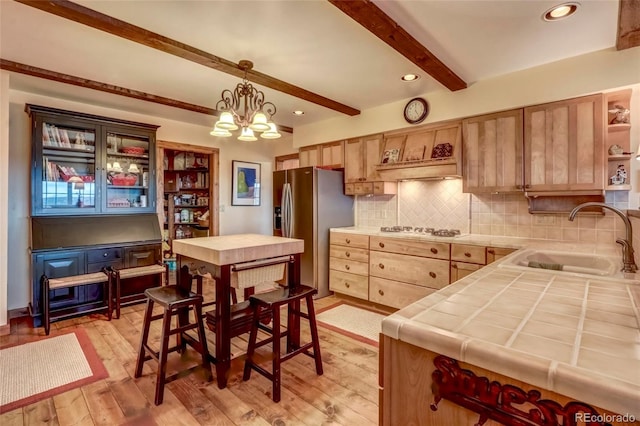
104, 127, 154, 212
37, 119, 98, 213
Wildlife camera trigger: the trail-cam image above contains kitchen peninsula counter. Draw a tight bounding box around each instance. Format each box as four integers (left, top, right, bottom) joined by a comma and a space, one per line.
378, 244, 640, 424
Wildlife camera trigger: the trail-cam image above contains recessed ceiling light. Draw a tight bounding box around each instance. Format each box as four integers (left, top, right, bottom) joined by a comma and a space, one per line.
293, 110, 305, 116
543, 2, 579, 21
402, 74, 420, 82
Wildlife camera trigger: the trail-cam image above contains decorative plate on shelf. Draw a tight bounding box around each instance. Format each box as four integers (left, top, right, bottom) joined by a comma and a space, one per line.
121, 147, 145, 155
431, 143, 453, 159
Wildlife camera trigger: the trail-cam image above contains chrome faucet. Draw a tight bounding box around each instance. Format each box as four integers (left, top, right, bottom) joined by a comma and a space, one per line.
568, 202, 638, 273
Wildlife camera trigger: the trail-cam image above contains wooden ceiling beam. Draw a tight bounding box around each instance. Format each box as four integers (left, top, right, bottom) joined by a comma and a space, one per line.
616, 0, 640, 50
13, 0, 360, 116
0, 59, 294, 134
328, 0, 467, 92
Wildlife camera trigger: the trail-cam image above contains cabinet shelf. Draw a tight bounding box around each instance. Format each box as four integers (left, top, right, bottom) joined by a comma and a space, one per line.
608, 154, 632, 161
108, 185, 147, 189
165, 168, 208, 173
606, 184, 632, 191
174, 205, 208, 209
107, 151, 149, 159
607, 123, 631, 132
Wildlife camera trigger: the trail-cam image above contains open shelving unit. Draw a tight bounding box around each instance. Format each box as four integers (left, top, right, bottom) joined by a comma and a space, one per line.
605, 89, 632, 191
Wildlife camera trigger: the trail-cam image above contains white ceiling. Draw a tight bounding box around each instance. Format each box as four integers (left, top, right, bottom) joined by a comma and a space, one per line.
0, 0, 621, 132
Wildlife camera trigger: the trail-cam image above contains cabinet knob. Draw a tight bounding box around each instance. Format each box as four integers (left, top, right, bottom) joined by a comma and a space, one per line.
429, 272, 436, 278
524, 184, 531, 189
430, 248, 438, 254
345, 283, 350, 288
515, 185, 523, 189
346, 238, 351, 244
379, 242, 385, 248
379, 263, 385, 269
487, 249, 495, 254
103, 252, 108, 257
464, 252, 471, 257
378, 289, 384, 296
452, 263, 458, 269
345, 251, 350, 257
345, 264, 350, 271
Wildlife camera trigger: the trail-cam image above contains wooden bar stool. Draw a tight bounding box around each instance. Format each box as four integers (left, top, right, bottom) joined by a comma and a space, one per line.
41, 270, 111, 335
111, 262, 168, 319
242, 284, 323, 402
134, 281, 212, 405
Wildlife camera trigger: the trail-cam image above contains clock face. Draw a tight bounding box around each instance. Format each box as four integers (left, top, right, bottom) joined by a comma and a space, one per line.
404, 97, 429, 124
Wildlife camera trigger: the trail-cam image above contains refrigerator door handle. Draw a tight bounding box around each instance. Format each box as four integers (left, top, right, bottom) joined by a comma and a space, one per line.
282, 183, 293, 238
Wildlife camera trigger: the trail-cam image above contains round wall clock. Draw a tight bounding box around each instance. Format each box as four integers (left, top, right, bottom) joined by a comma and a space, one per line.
403, 97, 429, 124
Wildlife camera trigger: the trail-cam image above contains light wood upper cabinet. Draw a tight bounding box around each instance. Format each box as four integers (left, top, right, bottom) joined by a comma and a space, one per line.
320, 140, 344, 168
298, 145, 320, 168
524, 94, 604, 192
463, 109, 524, 193
344, 134, 396, 195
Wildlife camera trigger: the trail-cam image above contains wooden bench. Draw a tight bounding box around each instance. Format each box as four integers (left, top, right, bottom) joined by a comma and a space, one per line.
41, 270, 111, 335
111, 263, 168, 319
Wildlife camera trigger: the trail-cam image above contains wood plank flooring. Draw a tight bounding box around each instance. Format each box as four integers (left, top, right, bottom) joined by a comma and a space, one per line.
0, 294, 381, 425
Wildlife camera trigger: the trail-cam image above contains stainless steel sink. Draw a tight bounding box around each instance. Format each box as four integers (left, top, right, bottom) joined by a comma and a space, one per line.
498, 249, 618, 277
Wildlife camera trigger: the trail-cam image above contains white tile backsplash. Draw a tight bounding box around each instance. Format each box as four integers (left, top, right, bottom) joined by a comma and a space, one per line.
355, 179, 629, 244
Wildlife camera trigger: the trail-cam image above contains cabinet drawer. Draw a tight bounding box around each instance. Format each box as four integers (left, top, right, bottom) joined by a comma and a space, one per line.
86, 247, 123, 263
486, 247, 517, 264
354, 182, 373, 195
330, 232, 369, 249
370, 251, 449, 289
329, 270, 369, 299
369, 277, 435, 309
329, 257, 369, 276
451, 244, 486, 265
329, 245, 369, 263
450, 261, 482, 283
370, 237, 450, 260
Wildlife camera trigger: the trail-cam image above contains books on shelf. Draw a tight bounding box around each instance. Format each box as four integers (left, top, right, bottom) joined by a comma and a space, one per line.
42, 124, 86, 149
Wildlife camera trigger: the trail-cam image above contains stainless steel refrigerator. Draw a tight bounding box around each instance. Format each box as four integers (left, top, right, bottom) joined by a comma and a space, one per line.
273, 167, 354, 298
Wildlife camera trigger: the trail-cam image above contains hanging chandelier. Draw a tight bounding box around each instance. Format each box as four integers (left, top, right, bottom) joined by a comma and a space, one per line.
210, 60, 281, 141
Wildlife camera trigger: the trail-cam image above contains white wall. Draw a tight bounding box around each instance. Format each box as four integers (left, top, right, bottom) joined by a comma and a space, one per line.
0, 72, 9, 329
3, 89, 295, 312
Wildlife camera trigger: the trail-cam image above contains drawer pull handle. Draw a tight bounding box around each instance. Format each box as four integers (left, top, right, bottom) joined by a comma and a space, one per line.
346, 252, 351, 257
345, 283, 350, 288
379, 242, 385, 248
378, 289, 384, 296
429, 272, 436, 278
487, 249, 495, 254
345, 265, 350, 270
464, 252, 471, 257
379, 263, 385, 269
346, 238, 351, 244
430, 248, 438, 254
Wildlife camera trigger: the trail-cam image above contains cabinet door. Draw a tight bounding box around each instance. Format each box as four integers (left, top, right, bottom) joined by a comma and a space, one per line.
486, 247, 517, 264
524, 94, 604, 191
363, 134, 383, 181
122, 244, 162, 300
103, 125, 156, 213
463, 109, 523, 193
320, 141, 344, 168
33, 114, 100, 215
32, 250, 86, 317
344, 138, 365, 183
299, 145, 320, 168
450, 261, 482, 283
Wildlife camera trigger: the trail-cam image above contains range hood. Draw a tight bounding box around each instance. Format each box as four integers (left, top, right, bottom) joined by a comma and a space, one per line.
378, 120, 463, 181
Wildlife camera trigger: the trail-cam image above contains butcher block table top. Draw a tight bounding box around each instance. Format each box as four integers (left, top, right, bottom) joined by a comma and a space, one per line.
172, 234, 304, 265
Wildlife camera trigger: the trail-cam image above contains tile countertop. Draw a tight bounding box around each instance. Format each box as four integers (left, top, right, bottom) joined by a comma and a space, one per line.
330, 227, 640, 418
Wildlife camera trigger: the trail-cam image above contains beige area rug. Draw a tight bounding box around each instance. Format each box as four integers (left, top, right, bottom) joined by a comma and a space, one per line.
0, 328, 108, 413
316, 303, 387, 347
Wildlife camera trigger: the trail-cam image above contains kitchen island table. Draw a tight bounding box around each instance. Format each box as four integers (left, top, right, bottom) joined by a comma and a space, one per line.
173, 234, 304, 388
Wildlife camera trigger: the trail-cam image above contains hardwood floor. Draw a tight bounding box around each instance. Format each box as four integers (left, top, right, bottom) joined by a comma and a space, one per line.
0, 294, 380, 425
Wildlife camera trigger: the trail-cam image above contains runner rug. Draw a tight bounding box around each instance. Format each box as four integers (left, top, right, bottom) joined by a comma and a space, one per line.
0, 328, 108, 413
316, 303, 387, 347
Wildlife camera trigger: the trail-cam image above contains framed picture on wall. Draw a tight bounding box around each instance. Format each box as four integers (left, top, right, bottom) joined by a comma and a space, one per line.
232, 160, 261, 206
